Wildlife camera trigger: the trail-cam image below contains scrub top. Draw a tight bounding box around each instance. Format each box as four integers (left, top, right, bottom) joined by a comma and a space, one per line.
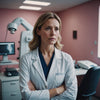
39, 49, 55, 80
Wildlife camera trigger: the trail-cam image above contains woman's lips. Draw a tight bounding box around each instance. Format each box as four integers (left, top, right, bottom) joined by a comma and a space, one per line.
49, 38, 56, 41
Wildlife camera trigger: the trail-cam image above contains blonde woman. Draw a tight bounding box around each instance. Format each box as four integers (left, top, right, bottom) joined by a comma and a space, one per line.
19, 12, 77, 100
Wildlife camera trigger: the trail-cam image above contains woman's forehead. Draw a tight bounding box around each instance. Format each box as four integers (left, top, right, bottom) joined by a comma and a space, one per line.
42, 18, 60, 26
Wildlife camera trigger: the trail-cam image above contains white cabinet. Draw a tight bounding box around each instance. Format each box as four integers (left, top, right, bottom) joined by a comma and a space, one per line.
0, 60, 19, 66
0, 73, 21, 100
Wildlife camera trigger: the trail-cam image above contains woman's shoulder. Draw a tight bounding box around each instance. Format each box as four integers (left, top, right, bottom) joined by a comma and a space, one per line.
60, 51, 74, 66
55, 48, 73, 60
60, 50, 73, 62
60, 50, 72, 58
21, 48, 37, 59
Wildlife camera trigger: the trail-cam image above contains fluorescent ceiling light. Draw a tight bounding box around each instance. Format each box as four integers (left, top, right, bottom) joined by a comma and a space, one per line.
23, 0, 51, 6
19, 6, 41, 10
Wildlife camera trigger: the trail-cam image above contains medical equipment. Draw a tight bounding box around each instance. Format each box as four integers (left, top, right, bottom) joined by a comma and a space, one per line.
77, 60, 98, 69
7, 17, 33, 58
0, 42, 15, 63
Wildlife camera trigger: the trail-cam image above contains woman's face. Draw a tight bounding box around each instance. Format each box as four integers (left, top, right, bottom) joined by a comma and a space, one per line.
37, 18, 60, 47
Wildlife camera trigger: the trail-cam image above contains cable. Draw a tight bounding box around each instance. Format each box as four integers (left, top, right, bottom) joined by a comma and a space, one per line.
5, 28, 8, 42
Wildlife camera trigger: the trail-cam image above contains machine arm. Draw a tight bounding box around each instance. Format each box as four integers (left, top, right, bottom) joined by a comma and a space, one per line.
7, 17, 33, 34
7, 17, 33, 57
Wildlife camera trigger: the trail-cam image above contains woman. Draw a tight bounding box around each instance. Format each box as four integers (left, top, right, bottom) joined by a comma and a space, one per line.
19, 12, 77, 100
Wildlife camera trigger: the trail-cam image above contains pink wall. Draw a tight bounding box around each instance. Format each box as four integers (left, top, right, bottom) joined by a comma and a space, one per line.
0, 9, 42, 71
0, 0, 99, 66
58, 0, 100, 97
58, 0, 100, 65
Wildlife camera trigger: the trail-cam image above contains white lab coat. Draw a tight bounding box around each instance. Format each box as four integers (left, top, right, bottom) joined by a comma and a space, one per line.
19, 48, 77, 100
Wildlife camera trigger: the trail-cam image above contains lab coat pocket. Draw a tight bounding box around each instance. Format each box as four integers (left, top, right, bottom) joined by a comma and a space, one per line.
55, 73, 65, 86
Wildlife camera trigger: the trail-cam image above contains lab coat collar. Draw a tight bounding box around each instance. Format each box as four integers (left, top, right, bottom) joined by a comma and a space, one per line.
55, 48, 62, 59
31, 47, 62, 60
31, 47, 62, 85
31, 48, 46, 85
31, 47, 39, 60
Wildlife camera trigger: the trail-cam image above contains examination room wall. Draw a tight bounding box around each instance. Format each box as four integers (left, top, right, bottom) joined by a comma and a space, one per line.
58, 0, 100, 97
0, 9, 42, 71
58, 0, 100, 65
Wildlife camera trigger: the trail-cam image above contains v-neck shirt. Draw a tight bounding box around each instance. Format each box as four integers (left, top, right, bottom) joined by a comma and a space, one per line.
39, 49, 55, 80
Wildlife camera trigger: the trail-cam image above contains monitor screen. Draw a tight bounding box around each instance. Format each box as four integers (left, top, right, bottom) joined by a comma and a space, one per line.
0, 42, 15, 55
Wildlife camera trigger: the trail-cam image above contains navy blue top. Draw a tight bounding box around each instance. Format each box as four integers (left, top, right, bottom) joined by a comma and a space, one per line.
39, 49, 55, 80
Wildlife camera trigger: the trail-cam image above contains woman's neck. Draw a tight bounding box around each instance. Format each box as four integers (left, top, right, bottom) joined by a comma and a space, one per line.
40, 45, 54, 57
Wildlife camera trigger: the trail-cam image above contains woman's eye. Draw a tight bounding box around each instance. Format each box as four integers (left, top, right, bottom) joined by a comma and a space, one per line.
55, 27, 59, 31
45, 27, 51, 30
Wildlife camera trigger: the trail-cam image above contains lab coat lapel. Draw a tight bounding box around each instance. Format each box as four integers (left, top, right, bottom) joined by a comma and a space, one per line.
47, 48, 62, 83
31, 48, 47, 85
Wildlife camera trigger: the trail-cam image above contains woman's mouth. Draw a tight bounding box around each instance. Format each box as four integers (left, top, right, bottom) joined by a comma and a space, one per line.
49, 38, 56, 41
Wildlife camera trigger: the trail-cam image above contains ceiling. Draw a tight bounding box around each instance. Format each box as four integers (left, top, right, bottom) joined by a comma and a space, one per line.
0, 0, 91, 12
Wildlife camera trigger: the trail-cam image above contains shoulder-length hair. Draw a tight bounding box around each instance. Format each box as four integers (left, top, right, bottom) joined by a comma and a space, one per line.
29, 12, 63, 50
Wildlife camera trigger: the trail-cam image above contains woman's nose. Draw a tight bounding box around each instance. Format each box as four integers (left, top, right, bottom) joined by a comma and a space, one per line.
51, 29, 56, 35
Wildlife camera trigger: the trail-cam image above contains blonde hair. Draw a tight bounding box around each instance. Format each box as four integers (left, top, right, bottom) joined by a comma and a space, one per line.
29, 12, 63, 50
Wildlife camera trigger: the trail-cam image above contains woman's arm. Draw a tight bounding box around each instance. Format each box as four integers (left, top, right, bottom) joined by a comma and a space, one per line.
51, 55, 78, 100
49, 84, 65, 98
28, 80, 65, 98
19, 56, 50, 100
28, 80, 36, 91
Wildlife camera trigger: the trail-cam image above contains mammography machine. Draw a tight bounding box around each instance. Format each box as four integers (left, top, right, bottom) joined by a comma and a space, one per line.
7, 17, 33, 58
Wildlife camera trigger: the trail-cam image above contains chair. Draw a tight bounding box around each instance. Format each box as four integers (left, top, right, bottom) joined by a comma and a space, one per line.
77, 66, 100, 100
